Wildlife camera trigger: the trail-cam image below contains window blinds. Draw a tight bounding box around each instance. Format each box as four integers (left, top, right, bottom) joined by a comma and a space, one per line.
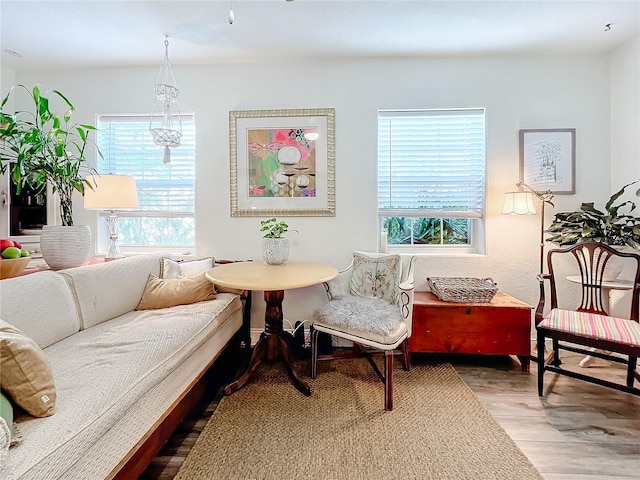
96, 114, 195, 216
377, 109, 486, 218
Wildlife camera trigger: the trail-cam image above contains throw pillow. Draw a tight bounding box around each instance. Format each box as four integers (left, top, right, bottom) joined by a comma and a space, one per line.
0, 416, 9, 471
0, 393, 13, 448
349, 251, 401, 304
161, 257, 244, 295
136, 272, 216, 310
160, 257, 215, 279
0, 320, 57, 417
0, 392, 20, 447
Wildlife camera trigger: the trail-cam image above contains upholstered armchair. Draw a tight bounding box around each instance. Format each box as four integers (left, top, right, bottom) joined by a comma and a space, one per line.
310, 251, 416, 410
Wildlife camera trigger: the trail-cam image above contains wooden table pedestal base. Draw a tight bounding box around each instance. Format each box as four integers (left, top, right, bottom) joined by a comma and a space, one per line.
224, 290, 311, 396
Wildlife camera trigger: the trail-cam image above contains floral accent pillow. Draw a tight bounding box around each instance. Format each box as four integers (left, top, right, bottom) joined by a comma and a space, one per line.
349, 252, 401, 304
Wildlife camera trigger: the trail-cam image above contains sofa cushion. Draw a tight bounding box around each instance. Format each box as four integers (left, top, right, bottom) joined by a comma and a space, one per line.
0, 320, 56, 417
136, 273, 216, 310
4, 294, 242, 479
0, 270, 80, 348
60, 254, 162, 329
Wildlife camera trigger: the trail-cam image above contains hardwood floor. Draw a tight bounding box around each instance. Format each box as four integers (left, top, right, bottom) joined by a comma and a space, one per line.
142, 350, 640, 479
454, 351, 640, 480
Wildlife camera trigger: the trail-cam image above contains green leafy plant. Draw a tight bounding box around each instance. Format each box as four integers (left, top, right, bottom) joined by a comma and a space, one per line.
0, 85, 98, 226
545, 180, 640, 248
260, 217, 296, 238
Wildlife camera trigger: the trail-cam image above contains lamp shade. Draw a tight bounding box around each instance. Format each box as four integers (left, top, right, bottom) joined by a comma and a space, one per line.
84, 175, 139, 210
501, 191, 536, 215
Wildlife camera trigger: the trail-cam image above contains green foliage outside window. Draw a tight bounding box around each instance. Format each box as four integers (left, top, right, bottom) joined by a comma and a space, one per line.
118, 217, 195, 247
384, 217, 469, 245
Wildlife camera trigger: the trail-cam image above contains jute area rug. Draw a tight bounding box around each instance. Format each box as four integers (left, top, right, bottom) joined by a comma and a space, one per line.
176, 359, 542, 480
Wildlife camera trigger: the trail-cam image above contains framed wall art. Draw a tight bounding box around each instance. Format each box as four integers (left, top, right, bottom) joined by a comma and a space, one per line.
519, 128, 576, 194
229, 108, 336, 217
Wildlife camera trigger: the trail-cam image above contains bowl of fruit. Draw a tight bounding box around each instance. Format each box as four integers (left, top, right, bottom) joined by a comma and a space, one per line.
0, 239, 31, 279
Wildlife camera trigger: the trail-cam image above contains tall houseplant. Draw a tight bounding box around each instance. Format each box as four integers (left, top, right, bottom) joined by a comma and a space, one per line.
0, 84, 97, 226
0, 85, 98, 269
545, 180, 640, 249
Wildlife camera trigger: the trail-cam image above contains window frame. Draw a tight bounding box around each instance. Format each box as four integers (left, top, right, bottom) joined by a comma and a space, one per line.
95, 113, 196, 252
377, 108, 487, 255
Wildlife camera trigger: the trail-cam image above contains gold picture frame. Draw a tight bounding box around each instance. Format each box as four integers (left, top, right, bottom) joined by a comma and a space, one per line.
229, 108, 335, 217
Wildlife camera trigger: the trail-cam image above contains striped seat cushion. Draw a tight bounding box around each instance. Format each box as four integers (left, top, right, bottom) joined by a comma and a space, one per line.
539, 309, 640, 347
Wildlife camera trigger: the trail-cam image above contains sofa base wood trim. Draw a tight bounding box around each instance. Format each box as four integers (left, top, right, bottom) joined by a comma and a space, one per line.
106, 334, 240, 480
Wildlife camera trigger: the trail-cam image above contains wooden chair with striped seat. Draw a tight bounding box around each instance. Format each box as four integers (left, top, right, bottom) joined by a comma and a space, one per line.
536, 242, 640, 396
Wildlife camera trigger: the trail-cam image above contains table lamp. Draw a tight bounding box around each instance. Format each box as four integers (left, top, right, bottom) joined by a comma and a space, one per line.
84, 174, 139, 259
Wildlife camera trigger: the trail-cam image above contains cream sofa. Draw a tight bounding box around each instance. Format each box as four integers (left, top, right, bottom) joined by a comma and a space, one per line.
0, 253, 246, 479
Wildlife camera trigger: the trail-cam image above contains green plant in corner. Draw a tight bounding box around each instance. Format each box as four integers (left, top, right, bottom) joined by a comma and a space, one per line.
0, 85, 98, 226
260, 217, 296, 238
545, 179, 640, 249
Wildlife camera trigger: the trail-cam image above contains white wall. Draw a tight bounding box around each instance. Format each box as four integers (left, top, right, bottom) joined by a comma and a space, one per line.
1, 63, 16, 98
0, 64, 16, 238
610, 35, 640, 198
9, 52, 621, 329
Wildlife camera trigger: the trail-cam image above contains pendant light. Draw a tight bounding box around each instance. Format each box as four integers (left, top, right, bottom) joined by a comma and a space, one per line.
149, 36, 182, 164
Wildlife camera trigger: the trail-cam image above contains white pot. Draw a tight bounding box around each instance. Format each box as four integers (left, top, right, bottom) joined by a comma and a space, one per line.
262, 237, 289, 265
40, 225, 92, 270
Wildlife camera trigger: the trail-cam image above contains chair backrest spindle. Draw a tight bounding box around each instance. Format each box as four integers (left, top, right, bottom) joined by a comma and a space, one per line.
547, 242, 640, 321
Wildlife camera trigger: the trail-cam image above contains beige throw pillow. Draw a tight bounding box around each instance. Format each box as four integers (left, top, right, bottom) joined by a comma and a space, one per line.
0, 320, 56, 417
136, 272, 216, 310
161, 257, 244, 295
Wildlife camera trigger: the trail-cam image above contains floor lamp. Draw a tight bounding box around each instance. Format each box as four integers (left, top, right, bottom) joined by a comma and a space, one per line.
84, 174, 139, 259
502, 182, 554, 360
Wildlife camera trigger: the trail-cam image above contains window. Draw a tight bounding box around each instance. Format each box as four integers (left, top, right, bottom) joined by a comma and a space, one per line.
96, 114, 195, 248
377, 108, 486, 253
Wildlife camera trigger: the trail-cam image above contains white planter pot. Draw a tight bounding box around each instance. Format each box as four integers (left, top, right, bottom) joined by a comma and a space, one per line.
262, 238, 289, 265
40, 225, 92, 270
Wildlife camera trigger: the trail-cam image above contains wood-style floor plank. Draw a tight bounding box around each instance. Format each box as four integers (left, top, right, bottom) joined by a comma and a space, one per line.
143, 350, 640, 479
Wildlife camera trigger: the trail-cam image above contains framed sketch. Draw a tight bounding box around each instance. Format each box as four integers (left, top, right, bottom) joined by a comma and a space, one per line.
229, 108, 335, 217
519, 128, 575, 194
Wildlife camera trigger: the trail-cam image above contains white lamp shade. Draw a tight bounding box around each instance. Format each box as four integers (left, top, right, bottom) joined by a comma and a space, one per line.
84, 175, 139, 210
501, 191, 536, 215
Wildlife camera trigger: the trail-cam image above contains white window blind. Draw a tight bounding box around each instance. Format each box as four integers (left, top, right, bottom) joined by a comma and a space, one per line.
96, 114, 195, 247
378, 109, 486, 219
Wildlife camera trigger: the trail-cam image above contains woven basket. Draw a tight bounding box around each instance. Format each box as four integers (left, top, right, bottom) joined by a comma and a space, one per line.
427, 277, 498, 303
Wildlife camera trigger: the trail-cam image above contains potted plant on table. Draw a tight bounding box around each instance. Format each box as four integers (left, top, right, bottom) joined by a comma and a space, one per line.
0, 85, 98, 269
545, 179, 640, 279
260, 217, 296, 265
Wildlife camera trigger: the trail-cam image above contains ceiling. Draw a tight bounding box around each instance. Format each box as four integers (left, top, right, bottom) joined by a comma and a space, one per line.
2, 1, 639, 71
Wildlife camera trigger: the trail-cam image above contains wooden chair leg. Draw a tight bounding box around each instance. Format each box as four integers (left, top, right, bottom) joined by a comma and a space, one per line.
401, 339, 410, 371
628, 356, 638, 388
310, 326, 319, 379
384, 350, 394, 411
553, 339, 561, 367
537, 329, 545, 397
